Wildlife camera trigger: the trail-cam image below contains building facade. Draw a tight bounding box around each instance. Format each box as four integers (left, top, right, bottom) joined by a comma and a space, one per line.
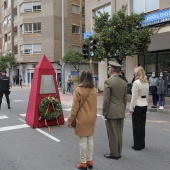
1, 0, 86, 85
85, 0, 170, 93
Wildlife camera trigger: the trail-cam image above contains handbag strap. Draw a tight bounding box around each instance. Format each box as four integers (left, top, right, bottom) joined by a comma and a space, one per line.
75, 89, 92, 118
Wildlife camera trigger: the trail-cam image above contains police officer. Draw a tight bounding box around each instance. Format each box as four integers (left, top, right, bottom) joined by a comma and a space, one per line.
0, 70, 11, 110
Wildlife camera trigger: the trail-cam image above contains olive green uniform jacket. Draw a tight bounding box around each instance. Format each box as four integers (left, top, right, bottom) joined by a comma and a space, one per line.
102, 75, 127, 119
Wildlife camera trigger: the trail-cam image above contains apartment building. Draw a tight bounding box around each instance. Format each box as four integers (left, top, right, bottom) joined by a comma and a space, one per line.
85, 0, 170, 92
1, 0, 85, 85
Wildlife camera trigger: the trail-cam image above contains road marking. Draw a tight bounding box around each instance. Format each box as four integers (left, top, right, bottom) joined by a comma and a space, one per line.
36, 129, 61, 142
63, 108, 71, 111
64, 118, 68, 122
13, 100, 23, 102
0, 124, 29, 132
20, 113, 26, 117
97, 114, 101, 117
18, 118, 61, 142
0, 115, 8, 119
147, 120, 168, 123
163, 128, 170, 132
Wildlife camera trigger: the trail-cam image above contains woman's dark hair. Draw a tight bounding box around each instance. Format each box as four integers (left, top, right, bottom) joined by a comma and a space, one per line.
79, 69, 94, 88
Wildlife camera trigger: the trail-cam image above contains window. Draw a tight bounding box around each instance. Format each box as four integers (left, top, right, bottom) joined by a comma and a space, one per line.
72, 25, 80, 34
82, 7, 85, 19
82, 25, 85, 37
20, 23, 41, 34
7, 15, 11, 24
72, 5, 80, 14
95, 5, 111, 17
24, 23, 32, 33
4, 34, 7, 42
33, 23, 41, 32
132, 0, 159, 13
20, 2, 41, 13
20, 44, 41, 54
8, 0, 11, 8
7, 32, 11, 41
33, 2, 41, 11
33, 44, 41, 54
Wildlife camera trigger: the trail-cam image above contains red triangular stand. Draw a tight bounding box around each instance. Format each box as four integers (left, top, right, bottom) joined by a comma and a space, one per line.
26, 55, 64, 128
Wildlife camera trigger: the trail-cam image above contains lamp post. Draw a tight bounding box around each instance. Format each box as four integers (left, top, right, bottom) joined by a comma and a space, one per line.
62, 0, 65, 94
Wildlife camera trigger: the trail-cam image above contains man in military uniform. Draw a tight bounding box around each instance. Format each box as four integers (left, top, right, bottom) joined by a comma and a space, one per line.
102, 61, 127, 159
0, 70, 11, 110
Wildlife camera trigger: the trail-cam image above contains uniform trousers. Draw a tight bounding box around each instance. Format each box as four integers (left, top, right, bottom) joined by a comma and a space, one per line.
0, 91, 10, 105
79, 136, 93, 163
132, 106, 147, 150
105, 119, 124, 157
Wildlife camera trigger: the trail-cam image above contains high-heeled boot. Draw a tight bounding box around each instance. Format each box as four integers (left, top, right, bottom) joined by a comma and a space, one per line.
76, 163, 87, 170
8, 104, 11, 109
87, 161, 93, 169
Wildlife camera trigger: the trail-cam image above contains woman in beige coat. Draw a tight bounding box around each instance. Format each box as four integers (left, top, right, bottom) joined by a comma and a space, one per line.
67, 69, 97, 170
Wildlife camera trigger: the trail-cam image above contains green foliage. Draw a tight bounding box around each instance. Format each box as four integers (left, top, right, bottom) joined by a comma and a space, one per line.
89, 5, 153, 64
62, 50, 85, 64
0, 53, 17, 71
62, 50, 85, 73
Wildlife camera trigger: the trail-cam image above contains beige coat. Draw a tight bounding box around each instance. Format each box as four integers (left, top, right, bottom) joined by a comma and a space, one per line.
102, 75, 127, 119
67, 84, 97, 137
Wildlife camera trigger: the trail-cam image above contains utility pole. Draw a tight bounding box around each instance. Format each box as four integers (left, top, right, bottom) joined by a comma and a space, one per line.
62, 0, 65, 94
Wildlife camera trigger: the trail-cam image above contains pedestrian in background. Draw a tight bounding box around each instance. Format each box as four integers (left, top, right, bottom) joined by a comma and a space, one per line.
67, 69, 97, 170
19, 75, 23, 88
102, 61, 127, 160
130, 66, 149, 151
0, 70, 11, 110
67, 73, 72, 92
149, 72, 158, 108
157, 72, 168, 110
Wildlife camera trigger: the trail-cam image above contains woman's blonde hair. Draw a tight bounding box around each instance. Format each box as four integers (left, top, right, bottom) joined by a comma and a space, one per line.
135, 66, 148, 83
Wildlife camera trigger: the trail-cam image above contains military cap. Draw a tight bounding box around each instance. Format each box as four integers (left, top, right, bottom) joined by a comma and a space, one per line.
1, 70, 7, 73
108, 61, 121, 68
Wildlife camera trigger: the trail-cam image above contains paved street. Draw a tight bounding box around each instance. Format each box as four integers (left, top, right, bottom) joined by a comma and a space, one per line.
0, 86, 170, 170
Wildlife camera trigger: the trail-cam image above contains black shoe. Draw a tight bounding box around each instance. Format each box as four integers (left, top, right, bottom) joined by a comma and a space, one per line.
8, 105, 11, 109
131, 146, 142, 151
104, 153, 121, 159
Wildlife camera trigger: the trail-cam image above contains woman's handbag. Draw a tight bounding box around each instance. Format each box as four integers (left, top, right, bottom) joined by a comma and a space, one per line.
71, 89, 91, 128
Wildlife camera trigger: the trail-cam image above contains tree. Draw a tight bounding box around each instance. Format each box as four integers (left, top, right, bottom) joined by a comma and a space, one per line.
88, 5, 153, 64
0, 53, 17, 71
62, 50, 86, 78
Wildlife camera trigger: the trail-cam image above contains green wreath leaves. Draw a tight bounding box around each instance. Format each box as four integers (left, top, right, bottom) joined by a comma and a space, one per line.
39, 96, 62, 121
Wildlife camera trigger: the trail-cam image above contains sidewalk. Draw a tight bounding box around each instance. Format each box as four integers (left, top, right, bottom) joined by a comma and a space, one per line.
60, 91, 170, 114
11, 85, 170, 113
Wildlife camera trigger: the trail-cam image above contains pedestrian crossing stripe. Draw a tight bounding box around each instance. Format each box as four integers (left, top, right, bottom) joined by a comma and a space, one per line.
20, 113, 26, 117
13, 100, 23, 102
0, 115, 8, 119
63, 108, 71, 111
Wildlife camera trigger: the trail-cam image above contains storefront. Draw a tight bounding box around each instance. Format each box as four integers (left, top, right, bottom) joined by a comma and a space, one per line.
138, 51, 170, 96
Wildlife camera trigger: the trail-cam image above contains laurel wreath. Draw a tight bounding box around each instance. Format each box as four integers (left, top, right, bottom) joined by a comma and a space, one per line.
39, 95, 61, 121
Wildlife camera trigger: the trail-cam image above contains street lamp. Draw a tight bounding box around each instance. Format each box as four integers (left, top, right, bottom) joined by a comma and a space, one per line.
62, 0, 65, 94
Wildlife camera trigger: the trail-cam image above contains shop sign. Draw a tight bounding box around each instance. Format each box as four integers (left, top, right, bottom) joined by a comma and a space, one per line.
141, 8, 170, 26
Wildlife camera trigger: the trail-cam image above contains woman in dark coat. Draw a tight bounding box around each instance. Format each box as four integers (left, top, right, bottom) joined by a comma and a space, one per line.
157, 72, 168, 110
